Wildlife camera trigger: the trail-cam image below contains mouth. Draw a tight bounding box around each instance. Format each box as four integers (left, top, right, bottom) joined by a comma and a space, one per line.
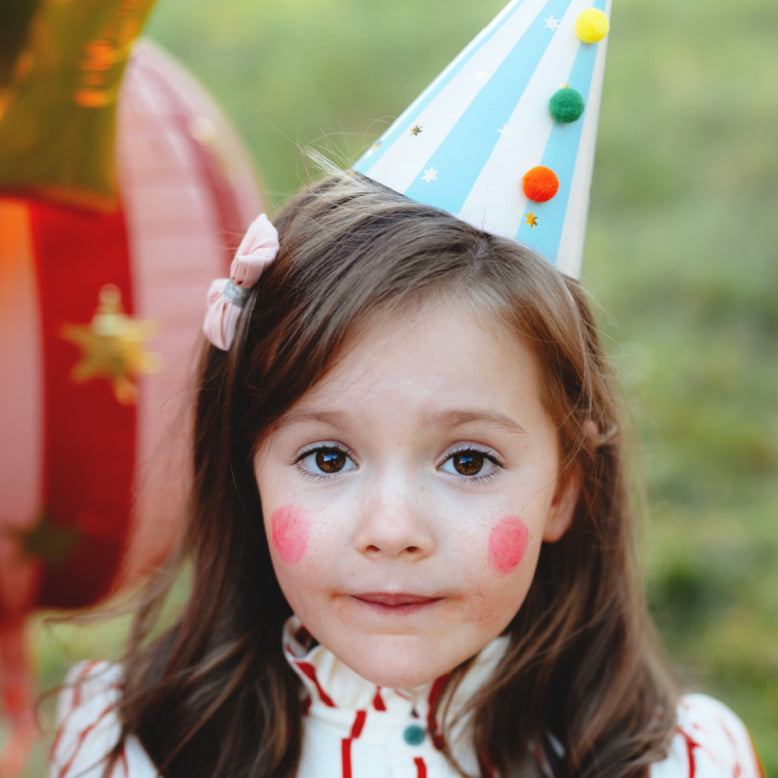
351, 592, 443, 613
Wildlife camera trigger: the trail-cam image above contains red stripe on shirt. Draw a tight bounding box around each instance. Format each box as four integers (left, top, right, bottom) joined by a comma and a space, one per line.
373, 688, 387, 711
57, 703, 117, 778
50, 661, 105, 758
341, 710, 367, 778
414, 756, 428, 778
294, 625, 312, 647
716, 713, 765, 778
715, 714, 743, 777
427, 674, 448, 751
350, 710, 366, 739
295, 661, 336, 707
108, 747, 129, 778
677, 727, 701, 778
482, 751, 497, 778
71, 660, 102, 709
340, 738, 351, 778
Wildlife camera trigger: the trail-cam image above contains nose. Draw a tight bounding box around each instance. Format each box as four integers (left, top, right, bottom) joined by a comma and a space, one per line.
354, 473, 434, 559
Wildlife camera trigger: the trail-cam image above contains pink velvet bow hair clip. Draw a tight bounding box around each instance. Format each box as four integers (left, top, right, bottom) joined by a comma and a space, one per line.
203, 213, 280, 350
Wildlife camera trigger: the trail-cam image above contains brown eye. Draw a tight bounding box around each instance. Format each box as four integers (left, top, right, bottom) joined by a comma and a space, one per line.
440, 448, 501, 480
452, 451, 485, 476
315, 448, 347, 473
297, 445, 356, 478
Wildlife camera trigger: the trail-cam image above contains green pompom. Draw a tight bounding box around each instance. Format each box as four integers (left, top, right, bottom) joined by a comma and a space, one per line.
549, 88, 585, 124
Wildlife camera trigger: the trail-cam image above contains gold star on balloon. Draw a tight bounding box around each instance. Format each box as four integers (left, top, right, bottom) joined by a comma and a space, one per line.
17, 512, 80, 566
525, 210, 539, 228
410, 124, 423, 136
61, 284, 160, 404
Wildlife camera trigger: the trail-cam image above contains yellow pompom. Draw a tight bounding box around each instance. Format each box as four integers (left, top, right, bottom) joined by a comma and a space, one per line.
575, 9, 610, 43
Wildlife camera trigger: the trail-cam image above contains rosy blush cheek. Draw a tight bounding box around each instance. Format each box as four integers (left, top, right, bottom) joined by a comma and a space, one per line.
270, 506, 310, 565
488, 517, 529, 576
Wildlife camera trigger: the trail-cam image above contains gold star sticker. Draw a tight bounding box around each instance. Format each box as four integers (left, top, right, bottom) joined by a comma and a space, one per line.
17, 512, 80, 566
61, 284, 160, 404
525, 210, 539, 228
411, 124, 423, 136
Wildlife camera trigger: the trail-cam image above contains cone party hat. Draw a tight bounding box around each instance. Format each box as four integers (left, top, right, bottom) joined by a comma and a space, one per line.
354, 0, 612, 278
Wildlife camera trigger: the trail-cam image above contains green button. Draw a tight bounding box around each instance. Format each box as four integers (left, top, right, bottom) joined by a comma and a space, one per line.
403, 724, 426, 746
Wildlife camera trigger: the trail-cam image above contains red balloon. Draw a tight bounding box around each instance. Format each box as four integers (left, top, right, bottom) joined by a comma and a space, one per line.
0, 40, 262, 773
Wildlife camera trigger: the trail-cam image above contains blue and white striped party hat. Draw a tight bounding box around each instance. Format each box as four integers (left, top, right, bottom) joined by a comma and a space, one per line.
354, 0, 612, 278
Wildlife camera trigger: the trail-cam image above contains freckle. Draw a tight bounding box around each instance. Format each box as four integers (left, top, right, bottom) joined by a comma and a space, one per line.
271, 506, 310, 565
488, 517, 529, 576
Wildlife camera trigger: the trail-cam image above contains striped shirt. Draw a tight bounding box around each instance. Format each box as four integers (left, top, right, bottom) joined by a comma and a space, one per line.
48, 620, 764, 778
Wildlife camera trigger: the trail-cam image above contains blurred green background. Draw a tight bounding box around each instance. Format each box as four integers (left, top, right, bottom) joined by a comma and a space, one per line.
10, 0, 777, 774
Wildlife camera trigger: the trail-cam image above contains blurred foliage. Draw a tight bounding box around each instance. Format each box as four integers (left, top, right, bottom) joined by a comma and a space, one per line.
585, 0, 778, 770
6, 0, 776, 774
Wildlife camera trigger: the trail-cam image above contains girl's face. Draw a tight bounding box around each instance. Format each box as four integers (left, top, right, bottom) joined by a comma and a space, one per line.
253, 299, 578, 690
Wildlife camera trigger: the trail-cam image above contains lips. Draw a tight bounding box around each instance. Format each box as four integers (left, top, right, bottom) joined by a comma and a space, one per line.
352, 592, 442, 611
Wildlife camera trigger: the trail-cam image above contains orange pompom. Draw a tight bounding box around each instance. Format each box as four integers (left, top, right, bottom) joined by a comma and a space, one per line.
522, 166, 559, 203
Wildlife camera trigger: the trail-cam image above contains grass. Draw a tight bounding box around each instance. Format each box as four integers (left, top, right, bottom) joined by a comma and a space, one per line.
585, 0, 778, 767
6, 0, 777, 774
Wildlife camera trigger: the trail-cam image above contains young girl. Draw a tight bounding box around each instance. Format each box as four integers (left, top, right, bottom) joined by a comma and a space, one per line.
48, 172, 763, 778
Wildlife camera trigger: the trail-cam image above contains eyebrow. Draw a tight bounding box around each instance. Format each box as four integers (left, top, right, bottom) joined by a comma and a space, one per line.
274, 409, 352, 431
275, 408, 525, 436
431, 409, 526, 436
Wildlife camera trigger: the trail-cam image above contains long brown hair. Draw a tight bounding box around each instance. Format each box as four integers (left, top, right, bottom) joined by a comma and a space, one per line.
115, 172, 677, 777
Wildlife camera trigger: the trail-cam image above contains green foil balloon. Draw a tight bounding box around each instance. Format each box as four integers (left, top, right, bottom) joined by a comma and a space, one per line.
0, 0, 157, 210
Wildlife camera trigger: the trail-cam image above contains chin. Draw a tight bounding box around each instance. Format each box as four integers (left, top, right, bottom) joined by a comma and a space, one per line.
338, 640, 455, 690
355, 664, 440, 691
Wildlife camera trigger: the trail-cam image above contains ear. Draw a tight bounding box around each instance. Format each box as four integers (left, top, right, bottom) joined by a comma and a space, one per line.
542, 464, 580, 543
542, 421, 597, 542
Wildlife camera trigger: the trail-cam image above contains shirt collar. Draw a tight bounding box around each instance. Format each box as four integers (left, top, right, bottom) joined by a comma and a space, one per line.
282, 615, 509, 723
